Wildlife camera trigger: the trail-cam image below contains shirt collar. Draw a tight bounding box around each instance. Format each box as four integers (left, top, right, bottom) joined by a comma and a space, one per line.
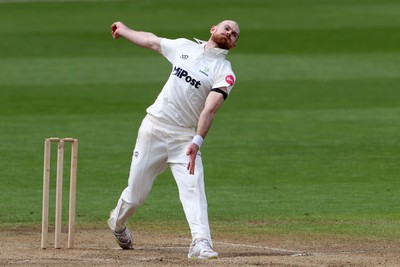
194, 38, 229, 57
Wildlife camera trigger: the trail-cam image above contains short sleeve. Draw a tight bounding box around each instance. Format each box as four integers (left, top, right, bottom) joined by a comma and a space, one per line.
212, 62, 236, 95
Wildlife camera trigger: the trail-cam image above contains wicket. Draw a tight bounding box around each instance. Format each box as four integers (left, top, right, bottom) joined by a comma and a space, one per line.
41, 137, 78, 249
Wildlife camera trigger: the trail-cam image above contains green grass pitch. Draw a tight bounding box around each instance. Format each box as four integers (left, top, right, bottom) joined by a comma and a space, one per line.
0, 0, 399, 239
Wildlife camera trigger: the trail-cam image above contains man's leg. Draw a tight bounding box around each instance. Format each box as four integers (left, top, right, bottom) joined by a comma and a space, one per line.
108, 116, 168, 243
170, 159, 218, 259
170, 160, 211, 240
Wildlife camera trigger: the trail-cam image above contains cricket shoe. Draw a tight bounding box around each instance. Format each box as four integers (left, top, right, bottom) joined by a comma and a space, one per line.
111, 227, 133, 249
187, 238, 218, 259
107, 210, 133, 249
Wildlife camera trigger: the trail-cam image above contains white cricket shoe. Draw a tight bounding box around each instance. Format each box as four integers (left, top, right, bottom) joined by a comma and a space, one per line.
107, 210, 133, 249
187, 238, 218, 259
112, 227, 133, 249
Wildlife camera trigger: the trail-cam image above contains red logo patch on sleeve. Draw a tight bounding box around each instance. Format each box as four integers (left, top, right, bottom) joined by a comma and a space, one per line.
225, 75, 235, 86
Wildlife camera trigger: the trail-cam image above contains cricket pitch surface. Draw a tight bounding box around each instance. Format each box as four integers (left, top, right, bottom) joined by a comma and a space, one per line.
1, 227, 399, 266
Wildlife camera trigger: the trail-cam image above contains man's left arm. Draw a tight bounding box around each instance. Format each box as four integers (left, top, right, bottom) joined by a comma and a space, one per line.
186, 87, 228, 175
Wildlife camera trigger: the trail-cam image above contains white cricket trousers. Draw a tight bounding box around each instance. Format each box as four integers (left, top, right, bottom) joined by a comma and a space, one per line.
109, 114, 212, 242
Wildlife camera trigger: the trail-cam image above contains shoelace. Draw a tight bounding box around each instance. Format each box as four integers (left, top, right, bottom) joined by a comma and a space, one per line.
196, 238, 214, 252
114, 229, 130, 242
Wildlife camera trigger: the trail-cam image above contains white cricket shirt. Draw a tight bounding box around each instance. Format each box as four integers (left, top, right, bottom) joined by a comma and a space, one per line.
146, 38, 236, 128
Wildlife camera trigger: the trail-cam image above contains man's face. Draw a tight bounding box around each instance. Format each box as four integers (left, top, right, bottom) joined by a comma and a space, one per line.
211, 21, 240, 50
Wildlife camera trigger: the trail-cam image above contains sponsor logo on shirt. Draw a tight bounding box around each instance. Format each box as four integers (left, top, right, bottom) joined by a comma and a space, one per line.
180, 54, 189, 60
172, 66, 201, 88
199, 66, 210, 77
225, 75, 235, 86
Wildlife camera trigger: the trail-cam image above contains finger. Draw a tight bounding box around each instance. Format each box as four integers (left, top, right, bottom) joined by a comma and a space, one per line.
189, 153, 196, 175
187, 159, 194, 174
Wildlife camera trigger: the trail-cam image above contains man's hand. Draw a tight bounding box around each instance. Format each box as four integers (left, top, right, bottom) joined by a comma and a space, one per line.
111, 21, 127, 39
186, 143, 199, 175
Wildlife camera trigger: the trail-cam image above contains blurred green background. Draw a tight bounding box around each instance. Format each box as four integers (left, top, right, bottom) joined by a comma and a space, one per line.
0, 0, 399, 239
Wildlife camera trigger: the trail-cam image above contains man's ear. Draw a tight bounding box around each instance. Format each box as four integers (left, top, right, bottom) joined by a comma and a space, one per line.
210, 25, 216, 34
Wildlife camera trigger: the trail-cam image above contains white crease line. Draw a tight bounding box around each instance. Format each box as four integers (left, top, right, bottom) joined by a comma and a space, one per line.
214, 241, 306, 255
176, 237, 309, 256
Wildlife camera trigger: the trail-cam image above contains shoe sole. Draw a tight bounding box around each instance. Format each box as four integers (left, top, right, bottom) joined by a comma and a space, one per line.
115, 239, 132, 250
189, 255, 218, 260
